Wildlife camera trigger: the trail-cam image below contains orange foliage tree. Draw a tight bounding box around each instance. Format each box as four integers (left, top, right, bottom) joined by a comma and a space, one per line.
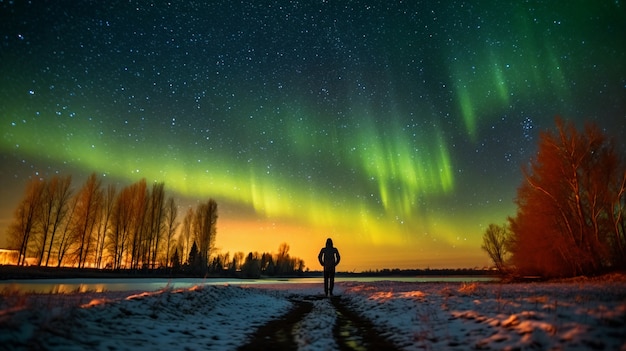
509, 118, 626, 277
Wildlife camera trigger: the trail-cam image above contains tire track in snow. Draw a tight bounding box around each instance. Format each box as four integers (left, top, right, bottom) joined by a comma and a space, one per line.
237, 296, 313, 351
239, 295, 399, 351
331, 296, 400, 351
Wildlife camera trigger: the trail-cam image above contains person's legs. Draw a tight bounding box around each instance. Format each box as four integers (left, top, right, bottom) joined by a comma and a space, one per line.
328, 269, 335, 295
323, 269, 330, 296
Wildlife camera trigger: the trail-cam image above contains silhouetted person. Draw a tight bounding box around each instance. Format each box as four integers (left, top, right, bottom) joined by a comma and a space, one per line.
318, 238, 340, 296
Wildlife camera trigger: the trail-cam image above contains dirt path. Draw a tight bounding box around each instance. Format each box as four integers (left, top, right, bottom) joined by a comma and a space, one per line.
238, 295, 399, 351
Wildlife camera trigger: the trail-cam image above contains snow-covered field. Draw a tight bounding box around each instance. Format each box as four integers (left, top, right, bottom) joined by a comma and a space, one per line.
341, 276, 626, 350
1, 276, 625, 350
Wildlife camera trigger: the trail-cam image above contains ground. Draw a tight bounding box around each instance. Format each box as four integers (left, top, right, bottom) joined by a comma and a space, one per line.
1, 276, 625, 350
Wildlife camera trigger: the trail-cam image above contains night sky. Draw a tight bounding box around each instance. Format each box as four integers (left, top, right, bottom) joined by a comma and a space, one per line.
1, 1, 625, 271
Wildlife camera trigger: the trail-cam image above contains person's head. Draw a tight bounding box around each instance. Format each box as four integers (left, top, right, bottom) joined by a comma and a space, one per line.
325, 238, 333, 247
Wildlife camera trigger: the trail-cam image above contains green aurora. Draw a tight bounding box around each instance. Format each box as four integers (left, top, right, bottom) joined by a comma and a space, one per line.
1, 1, 624, 270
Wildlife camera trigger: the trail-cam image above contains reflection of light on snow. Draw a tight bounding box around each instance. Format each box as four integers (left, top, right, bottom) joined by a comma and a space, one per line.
81, 298, 110, 308
369, 291, 394, 301
126, 291, 158, 300
344, 284, 376, 293
188, 285, 203, 292
399, 291, 426, 299
125, 285, 201, 301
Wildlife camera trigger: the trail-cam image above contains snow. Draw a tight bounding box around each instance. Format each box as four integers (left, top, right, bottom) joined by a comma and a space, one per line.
294, 297, 338, 351
340, 278, 626, 350
1, 277, 625, 350
1, 284, 290, 350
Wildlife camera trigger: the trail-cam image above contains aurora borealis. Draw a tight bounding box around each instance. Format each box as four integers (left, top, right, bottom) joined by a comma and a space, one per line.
1, 1, 625, 271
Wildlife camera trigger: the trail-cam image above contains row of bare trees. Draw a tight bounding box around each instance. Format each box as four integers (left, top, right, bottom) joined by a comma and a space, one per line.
7, 173, 217, 270
482, 118, 626, 278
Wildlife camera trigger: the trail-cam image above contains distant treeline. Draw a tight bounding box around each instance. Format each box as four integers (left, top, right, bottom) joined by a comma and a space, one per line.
353, 268, 495, 277
176, 242, 305, 278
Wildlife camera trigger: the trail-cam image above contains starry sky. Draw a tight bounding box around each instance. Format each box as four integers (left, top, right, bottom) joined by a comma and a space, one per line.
1, 1, 625, 271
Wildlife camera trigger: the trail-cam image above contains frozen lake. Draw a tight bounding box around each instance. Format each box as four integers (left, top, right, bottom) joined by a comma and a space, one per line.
0, 275, 495, 293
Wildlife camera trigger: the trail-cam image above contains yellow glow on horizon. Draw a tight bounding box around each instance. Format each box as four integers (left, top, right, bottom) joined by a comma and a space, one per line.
216, 210, 493, 271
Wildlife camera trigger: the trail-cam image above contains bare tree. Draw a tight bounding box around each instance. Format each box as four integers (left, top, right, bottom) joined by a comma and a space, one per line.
94, 184, 116, 268
220, 252, 230, 271
275, 242, 291, 275
193, 199, 218, 273
32, 176, 71, 266
231, 251, 245, 271
108, 180, 146, 269
32, 178, 54, 266
481, 223, 512, 274
180, 207, 194, 262
295, 258, 305, 273
108, 185, 130, 269
42, 175, 73, 266
70, 173, 103, 268
128, 179, 147, 269
607, 173, 626, 267
7, 179, 45, 265
56, 195, 79, 267
146, 182, 165, 269
163, 196, 178, 268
